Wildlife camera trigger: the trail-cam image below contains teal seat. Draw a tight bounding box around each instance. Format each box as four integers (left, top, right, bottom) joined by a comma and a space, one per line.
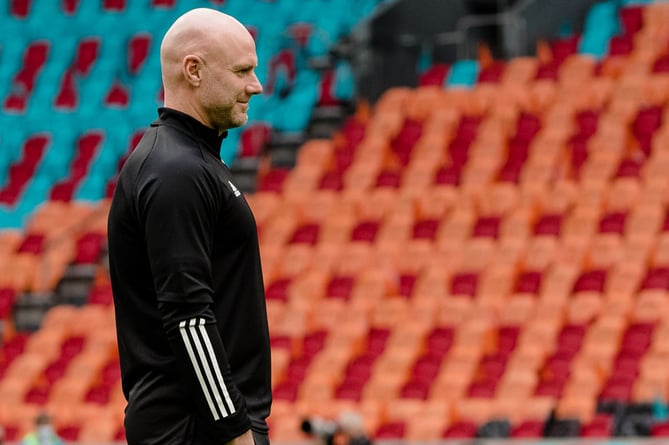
0, 207, 23, 230
75, 173, 107, 202
447, 59, 480, 88
221, 129, 242, 166
579, 0, 619, 59
334, 60, 355, 102
273, 73, 319, 132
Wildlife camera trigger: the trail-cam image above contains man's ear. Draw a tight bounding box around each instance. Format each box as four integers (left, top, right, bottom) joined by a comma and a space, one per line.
182, 55, 202, 86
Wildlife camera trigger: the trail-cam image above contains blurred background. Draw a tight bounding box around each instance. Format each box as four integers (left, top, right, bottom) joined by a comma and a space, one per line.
1, 0, 669, 443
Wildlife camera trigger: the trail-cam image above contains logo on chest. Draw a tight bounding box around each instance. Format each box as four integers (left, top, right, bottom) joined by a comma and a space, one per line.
228, 180, 241, 197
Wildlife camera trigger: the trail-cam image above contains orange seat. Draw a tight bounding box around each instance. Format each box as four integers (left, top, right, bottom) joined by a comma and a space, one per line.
555, 394, 597, 423
452, 397, 493, 424
48, 377, 90, 404
77, 410, 120, 443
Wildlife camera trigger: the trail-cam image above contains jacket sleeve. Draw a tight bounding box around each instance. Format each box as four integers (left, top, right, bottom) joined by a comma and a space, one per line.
138, 162, 252, 443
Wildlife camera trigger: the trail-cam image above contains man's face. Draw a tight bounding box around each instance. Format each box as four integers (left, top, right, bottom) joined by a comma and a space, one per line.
198, 33, 262, 132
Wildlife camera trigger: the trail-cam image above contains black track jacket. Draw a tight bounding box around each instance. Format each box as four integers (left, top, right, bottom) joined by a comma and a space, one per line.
107, 108, 271, 445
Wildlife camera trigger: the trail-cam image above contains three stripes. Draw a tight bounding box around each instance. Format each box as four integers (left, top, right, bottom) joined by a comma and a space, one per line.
179, 318, 236, 420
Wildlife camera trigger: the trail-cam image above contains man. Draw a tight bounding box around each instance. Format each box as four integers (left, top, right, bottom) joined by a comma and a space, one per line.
20, 412, 64, 445
107, 8, 270, 445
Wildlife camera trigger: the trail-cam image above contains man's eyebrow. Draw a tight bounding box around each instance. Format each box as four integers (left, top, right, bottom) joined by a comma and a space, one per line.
230, 61, 258, 71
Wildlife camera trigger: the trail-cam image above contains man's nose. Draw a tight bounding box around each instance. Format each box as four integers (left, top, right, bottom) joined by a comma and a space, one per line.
247, 73, 263, 95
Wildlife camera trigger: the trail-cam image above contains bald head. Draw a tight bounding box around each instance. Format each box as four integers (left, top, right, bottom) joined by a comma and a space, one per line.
159, 8, 262, 132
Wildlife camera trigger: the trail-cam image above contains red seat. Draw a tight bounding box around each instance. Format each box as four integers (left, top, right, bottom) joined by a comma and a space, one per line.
575, 109, 600, 137
599, 378, 633, 402
478, 354, 508, 381
392, 119, 422, 157
450, 273, 478, 297
265, 278, 291, 301
443, 421, 478, 438
399, 274, 417, 297
466, 378, 497, 398
572, 269, 607, 293
472, 216, 501, 238
608, 34, 634, 56
105, 82, 130, 107
334, 378, 364, 401
419, 64, 449, 86
511, 420, 545, 438
434, 165, 461, 186
534, 378, 565, 397
289, 223, 319, 245
515, 112, 542, 141
266, 50, 296, 96
0, 288, 17, 319
101, 359, 121, 387
102, 0, 125, 11
410, 354, 442, 382
302, 331, 327, 357
318, 170, 344, 190
375, 421, 405, 439
283, 357, 312, 383
568, 135, 589, 177
367, 328, 391, 356
399, 379, 431, 399
57, 425, 81, 442
535, 62, 559, 80
615, 157, 642, 178
640, 267, 669, 289
62, 0, 79, 14
551, 34, 580, 64
351, 221, 380, 242
24, 385, 49, 404
54, 69, 77, 109
74, 37, 100, 75
375, 170, 402, 188
4, 41, 50, 112
316, 69, 338, 107
49, 179, 76, 202
514, 271, 543, 294
16, 232, 45, 254
85, 384, 111, 404
448, 140, 472, 167
412, 219, 440, 240
653, 54, 669, 74
151, 0, 175, 7
477, 61, 505, 83
326, 276, 354, 300
542, 354, 572, 383
239, 123, 271, 158
288, 23, 313, 48
497, 326, 520, 355
343, 355, 375, 385
61, 335, 86, 360
44, 359, 68, 385
533, 214, 562, 236
556, 324, 586, 355
128, 34, 152, 74
425, 326, 454, 357
88, 284, 114, 305
258, 169, 289, 192
497, 161, 522, 183
652, 421, 669, 437
74, 232, 105, 264
11, 0, 31, 17
619, 5, 644, 35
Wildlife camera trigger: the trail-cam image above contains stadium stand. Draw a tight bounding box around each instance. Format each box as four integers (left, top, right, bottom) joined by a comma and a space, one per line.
2, 0, 669, 443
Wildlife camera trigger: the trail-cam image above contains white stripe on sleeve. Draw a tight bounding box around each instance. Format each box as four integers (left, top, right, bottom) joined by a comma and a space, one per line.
197, 318, 236, 415
179, 320, 221, 420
